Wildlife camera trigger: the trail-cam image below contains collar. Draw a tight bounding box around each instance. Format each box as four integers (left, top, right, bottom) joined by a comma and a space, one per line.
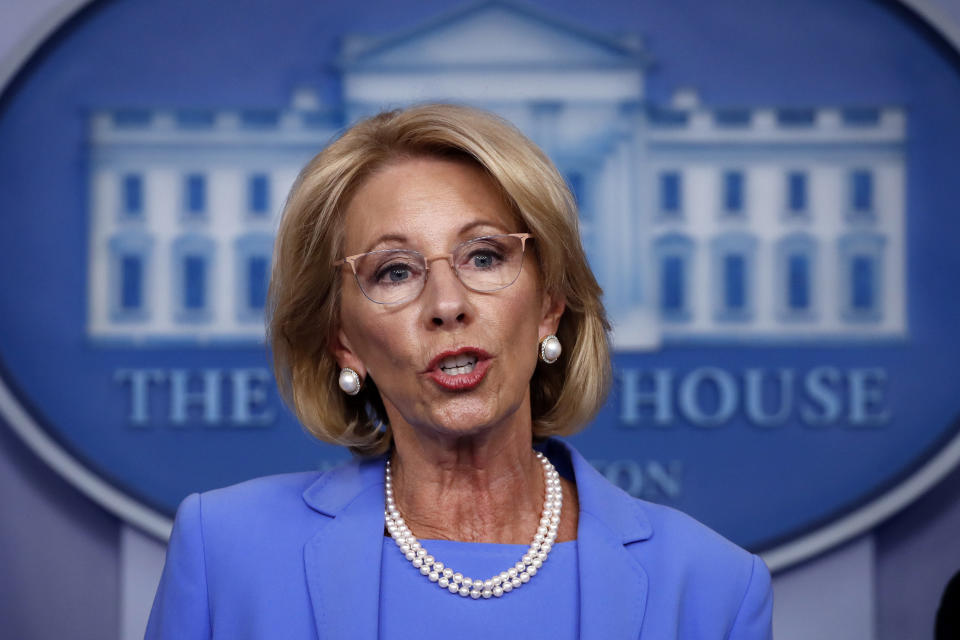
301, 439, 650, 639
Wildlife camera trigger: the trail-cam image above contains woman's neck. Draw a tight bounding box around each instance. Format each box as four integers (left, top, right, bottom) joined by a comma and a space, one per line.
387, 422, 578, 544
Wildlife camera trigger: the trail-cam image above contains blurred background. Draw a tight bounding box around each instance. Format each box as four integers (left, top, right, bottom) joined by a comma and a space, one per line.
1, 0, 960, 638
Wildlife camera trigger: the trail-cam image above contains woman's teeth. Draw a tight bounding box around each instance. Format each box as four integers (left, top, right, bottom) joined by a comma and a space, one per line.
439, 354, 478, 375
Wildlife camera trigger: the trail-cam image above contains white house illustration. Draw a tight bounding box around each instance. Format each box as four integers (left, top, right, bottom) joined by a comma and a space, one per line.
86, 1, 906, 348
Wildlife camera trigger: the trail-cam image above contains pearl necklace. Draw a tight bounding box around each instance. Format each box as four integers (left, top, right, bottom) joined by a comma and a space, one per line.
384, 451, 562, 599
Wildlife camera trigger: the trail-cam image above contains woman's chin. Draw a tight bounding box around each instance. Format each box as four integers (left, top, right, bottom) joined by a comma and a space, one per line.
427, 409, 497, 438
419, 396, 527, 441
383, 379, 528, 441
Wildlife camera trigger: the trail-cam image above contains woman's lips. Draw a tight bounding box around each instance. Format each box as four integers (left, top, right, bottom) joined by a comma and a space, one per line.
425, 347, 492, 391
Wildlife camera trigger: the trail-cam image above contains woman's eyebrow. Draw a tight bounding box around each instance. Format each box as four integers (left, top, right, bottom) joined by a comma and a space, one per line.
362, 220, 508, 254
458, 219, 508, 237
363, 233, 408, 254
363, 220, 506, 253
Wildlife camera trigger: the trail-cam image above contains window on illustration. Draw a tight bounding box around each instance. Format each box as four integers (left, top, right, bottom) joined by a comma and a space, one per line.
660, 172, 682, 214
184, 255, 207, 310
661, 255, 685, 313
120, 254, 143, 310
851, 255, 875, 311
122, 174, 143, 216
723, 254, 746, 310
787, 172, 807, 214
787, 254, 810, 311
185, 174, 206, 215
247, 256, 269, 311
851, 170, 873, 213
723, 171, 744, 214
249, 174, 269, 215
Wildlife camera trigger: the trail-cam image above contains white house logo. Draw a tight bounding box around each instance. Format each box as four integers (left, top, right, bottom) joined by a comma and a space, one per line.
1, 0, 957, 570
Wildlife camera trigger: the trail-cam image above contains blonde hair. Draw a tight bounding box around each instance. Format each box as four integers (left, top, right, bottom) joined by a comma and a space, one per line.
268, 104, 611, 455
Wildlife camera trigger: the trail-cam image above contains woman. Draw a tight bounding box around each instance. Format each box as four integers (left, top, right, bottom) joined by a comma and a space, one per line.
146, 104, 773, 639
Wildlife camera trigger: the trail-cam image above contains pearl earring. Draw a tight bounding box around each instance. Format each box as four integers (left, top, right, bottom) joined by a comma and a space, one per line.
338, 367, 362, 395
539, 335, 561, 364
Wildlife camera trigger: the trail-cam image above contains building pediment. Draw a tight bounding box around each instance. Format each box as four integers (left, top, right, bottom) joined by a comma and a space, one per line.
341, 1, 647, 69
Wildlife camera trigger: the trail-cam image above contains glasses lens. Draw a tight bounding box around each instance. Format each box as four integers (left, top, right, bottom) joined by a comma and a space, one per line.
352, 249, 426, 304
453, 234, 527, 292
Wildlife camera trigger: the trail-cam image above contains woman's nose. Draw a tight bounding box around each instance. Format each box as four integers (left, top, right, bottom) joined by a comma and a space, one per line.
420, 259, 472, 328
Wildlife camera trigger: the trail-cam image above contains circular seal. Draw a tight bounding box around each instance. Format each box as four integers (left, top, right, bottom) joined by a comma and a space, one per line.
1, 0, 959, 571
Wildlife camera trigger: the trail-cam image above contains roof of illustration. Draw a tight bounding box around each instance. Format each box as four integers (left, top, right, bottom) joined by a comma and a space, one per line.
339, 0, 650, 69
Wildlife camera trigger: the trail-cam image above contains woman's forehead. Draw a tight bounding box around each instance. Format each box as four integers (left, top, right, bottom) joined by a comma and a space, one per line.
342, 157, 516, 253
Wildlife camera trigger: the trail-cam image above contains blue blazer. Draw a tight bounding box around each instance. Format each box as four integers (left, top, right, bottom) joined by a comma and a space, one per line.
146, 440, 772, 639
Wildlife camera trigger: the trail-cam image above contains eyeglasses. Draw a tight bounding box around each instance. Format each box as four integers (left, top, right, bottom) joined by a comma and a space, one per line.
336, 233, 533, 305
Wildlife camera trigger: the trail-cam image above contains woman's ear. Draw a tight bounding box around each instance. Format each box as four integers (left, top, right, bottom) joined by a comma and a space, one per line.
538, 291, 566, 338
330, 325, 366, 377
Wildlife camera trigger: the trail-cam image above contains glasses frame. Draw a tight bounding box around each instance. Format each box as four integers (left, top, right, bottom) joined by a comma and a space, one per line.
335, 233, 533, 305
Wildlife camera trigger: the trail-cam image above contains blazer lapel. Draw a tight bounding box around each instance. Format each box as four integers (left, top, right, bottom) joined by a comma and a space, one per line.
302, 456, 386, 640
298, 443, 652, 639
556, 441, 652, 640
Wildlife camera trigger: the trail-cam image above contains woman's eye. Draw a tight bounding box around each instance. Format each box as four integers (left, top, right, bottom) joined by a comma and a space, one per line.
472, 252, 494, 268
467, 250, 502, 269
387, 266, 410, 282
375, 262, 415, 284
